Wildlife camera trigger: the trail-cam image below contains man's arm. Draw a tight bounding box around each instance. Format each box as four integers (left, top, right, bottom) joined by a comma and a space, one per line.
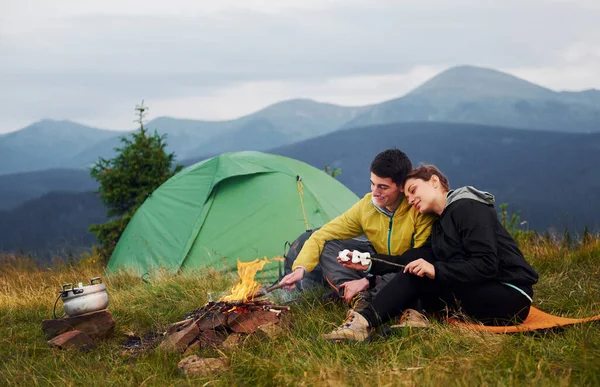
412, 210, 437, 248
291, 199, 364, 273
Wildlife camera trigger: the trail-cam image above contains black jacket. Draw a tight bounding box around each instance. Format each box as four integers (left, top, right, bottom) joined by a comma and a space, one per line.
370, 198, 538, 289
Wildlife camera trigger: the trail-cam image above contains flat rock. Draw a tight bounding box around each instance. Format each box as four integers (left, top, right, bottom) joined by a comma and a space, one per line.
255, 323, 284, 340
48, 330, 95, 351
159, 321, 200, 353
198, 329, 228, 348
183, 340, 201, 356
178, 355, 228, 377
197, 312, 229, 331
221, 332, 245, 350
42, 310, 115, 341
227, 310, 280, 333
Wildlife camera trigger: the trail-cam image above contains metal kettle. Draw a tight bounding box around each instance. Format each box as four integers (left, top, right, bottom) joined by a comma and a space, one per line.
58, 277, 109, 317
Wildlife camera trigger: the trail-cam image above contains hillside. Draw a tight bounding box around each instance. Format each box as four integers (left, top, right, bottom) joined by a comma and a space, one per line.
0, 191, 106, 261
0, 169, 98, 210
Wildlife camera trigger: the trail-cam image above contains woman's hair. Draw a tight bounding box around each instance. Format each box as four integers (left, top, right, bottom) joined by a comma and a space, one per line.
406, 165, 450, 192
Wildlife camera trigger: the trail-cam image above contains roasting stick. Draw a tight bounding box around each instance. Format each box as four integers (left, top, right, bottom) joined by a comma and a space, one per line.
251, 282, 288, 298
368, 256, 407, 269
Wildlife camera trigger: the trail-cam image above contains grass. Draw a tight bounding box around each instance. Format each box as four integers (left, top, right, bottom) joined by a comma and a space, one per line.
1, 237, 599, 386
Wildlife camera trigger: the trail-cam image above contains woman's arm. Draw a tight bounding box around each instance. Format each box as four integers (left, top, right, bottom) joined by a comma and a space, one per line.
368, 241, 434, 276
433, 200, 500, 283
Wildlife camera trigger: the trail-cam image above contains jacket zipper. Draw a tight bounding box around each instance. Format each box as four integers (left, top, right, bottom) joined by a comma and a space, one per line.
387, 216, 393, 254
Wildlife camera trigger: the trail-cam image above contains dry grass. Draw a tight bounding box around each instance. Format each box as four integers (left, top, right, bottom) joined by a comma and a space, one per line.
1, 237, 599, 386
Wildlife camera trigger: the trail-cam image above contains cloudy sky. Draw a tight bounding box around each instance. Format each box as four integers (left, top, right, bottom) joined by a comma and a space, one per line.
1, 0, 599, 133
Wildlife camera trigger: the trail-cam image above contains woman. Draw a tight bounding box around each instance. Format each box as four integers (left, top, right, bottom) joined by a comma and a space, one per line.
323, 165, 539, 342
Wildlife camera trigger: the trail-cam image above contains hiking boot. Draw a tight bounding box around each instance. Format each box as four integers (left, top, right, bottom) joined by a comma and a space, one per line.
322, 310, 372, 342
390, 308, 431, 329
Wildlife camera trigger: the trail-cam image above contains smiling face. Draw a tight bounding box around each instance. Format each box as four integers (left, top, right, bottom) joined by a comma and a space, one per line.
370, 172, 403, 212
404, 176, 443, 215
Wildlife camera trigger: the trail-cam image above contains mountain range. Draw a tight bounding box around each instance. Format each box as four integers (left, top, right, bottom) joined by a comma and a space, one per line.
1, 65, 599, 176
1, 64, 600, 258
2, 121, 599, 258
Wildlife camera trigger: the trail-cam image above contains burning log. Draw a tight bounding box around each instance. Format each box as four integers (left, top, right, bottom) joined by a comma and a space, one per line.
160, 299, 290, 354
159, 257, 292, 363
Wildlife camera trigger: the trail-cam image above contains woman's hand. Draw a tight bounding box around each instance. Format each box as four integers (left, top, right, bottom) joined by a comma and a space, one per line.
337, 252, 369, 271
404, 258, 435, 279
339, 278, 369, 303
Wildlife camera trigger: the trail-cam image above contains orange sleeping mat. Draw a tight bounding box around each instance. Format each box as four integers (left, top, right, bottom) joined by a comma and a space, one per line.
448, 306, 600, 333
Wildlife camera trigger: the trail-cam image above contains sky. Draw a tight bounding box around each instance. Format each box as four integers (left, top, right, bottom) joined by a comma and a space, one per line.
1, 0, 599, 133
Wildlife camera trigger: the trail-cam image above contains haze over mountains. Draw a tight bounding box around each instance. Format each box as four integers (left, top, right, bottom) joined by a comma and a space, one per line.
2, 66, 599, 176
1, 65, 599, 258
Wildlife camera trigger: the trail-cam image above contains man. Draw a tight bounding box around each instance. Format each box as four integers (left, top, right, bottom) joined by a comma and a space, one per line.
279, 148, 436, 302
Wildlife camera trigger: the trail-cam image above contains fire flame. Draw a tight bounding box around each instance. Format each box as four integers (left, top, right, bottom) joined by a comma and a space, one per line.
220, 257, 270, 302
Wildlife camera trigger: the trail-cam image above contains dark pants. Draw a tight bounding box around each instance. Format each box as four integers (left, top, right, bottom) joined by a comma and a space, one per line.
358, 270, 532, 327
319, 238, 376, 289
284, 231, 397, 294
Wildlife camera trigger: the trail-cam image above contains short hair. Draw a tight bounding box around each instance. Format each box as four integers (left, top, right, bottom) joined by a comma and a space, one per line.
370, 148, 412, 186
406, 165, 450, 192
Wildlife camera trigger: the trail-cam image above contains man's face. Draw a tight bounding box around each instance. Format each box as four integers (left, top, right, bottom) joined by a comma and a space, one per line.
370, 172, 403, 210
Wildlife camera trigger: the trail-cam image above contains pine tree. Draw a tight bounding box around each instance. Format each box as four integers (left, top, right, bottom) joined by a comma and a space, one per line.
89, 102, 183, 262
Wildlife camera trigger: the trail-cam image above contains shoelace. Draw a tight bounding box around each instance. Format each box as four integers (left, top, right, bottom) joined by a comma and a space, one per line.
350, 293, 363, 309
332, 312, 356, 331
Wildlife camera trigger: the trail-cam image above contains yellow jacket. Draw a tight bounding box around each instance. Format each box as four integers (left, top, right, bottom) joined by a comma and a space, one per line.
292, 193, 436, 272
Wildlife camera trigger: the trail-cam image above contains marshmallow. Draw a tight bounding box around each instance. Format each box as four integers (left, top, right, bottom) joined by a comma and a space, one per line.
338, 249, 351, 262
351, 251, 372, 266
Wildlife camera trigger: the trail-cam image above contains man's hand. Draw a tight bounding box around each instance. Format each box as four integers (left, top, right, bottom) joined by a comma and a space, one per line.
404, 258, 435, 279
278, 267, 305, 290
339, 278, 369, 303
337, 252, 369, 271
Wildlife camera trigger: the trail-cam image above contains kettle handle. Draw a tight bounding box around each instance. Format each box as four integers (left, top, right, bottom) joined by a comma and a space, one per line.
91, 277, 102, 285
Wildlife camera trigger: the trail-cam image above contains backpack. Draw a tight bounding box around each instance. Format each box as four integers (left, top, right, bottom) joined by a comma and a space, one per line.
282, 228, 325, 288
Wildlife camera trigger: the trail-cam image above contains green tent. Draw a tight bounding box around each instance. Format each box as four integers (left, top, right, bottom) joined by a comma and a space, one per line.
107, 151, 358, 279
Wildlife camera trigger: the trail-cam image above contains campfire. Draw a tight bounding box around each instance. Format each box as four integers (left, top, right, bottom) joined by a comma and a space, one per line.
221, 257, 271, 302
159, 258, 291, 356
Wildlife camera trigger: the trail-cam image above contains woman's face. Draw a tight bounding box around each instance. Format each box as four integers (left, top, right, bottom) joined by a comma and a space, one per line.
404, 177, 439, 213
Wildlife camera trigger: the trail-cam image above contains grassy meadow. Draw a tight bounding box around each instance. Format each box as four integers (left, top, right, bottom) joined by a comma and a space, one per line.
1, 236, 599, 386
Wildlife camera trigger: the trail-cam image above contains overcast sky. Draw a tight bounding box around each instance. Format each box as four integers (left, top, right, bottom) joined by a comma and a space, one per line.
1, 0, 599, 133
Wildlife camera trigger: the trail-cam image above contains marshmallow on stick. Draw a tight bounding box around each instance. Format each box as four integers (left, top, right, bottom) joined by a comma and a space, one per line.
339, 249, 371, 266
338, 249, 351, 262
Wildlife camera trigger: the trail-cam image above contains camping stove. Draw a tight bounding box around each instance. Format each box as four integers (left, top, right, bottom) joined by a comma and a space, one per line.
55, 277, 109, 318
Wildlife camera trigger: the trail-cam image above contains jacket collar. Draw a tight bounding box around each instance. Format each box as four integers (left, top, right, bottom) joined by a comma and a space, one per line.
371, 194, 405, 217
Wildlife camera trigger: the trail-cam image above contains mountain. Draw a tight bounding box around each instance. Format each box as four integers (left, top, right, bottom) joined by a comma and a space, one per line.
0, 169, 97, 211
270, 121, 600, 233
0, 191, 106, 262
0, 143, 45, 175
148, 99, 367, 159
0, 100, 366, 175
0, 120, 118, 174
343, 66, 600, 132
